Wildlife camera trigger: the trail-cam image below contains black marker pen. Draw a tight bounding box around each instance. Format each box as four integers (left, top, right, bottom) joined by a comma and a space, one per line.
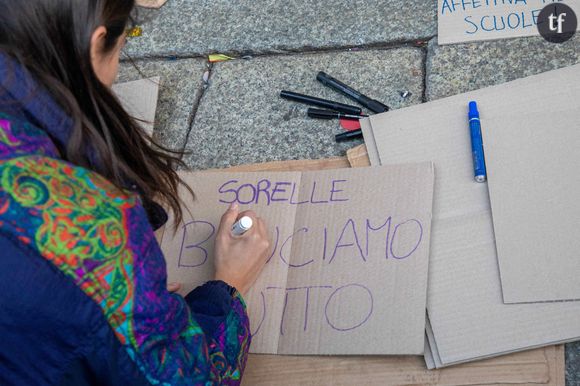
307, 108, 368, 120
317, 71, 390, 114
280, 90, 362, 115
335, 129, 363, 142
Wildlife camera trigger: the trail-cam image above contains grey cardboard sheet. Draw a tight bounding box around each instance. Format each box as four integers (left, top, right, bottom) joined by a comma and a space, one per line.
136, 0, 168, 8
425, 317, 442, 369
424, 341, 436, 370
360, 117, 381, 166
112, 77, 160, 136
481, 75, 580, 303
366, 64, 580, 367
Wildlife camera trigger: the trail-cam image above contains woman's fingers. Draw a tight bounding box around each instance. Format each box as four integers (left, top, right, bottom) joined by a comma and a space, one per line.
167, 282, 181, 293
217, 203, 240, 235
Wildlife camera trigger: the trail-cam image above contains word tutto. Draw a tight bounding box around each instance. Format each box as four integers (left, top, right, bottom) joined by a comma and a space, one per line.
218, 179, 349, 206
251, 283, 374, 337
177, 216, 424, 269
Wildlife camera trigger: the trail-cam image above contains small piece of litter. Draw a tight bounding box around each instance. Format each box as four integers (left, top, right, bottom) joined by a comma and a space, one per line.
209, 54, 234, 63
136, 0, 168, 9
126, 26, 143, 37
399, 91, 412, 99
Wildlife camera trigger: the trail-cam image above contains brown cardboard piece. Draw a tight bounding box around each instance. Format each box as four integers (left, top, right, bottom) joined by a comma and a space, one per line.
159, 164, 435, 355
135, 0, 168, 9
346, 144, 372, 168
362, 64, 580, 367
480, 69, 580, 303
244, 345, 562, 386
112, 77, 160, 136
437, 0, 580, 45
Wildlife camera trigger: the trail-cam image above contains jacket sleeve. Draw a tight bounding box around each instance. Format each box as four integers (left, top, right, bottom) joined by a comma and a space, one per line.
185, 281, 251, 381
141, 203, 251, 383
124, 238, 252, 386
144, 205, 252, 384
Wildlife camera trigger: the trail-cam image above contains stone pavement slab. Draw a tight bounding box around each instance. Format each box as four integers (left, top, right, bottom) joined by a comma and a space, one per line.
182, 47, 424, 170
566, 343, 580, 386
116, 58, 207, 152
126, 0, 437, 58
426, 35, 580, 101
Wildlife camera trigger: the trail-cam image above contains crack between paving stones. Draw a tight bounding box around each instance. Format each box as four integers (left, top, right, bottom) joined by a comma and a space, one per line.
123, 36, 436, 63
179, 61, 213, 157
422, 37, 438, 104
239, 37, 435, 59
421, 45, 428, 104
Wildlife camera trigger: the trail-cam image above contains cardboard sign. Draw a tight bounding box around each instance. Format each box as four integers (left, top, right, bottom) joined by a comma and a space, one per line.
438, 0, 580, 45
362, 64, 580, 367
159, 165, 434, 355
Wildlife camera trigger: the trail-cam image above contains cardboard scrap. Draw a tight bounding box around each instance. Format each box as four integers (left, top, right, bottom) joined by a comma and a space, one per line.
160, 164, 434, 355
228, 157, 351, 173
112, 77, 160, 136
244, 345, 563, 386
551, 344, 566, 386
438, 0, 580, 45
136, 0, 168, 9
363, 64, 580, 367
346, 144, 372, 168
480, 70, 580, 303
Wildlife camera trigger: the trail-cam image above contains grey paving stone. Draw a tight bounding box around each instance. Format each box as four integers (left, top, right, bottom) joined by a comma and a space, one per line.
126, 0, 436, 58
116, 58, 207, 152
567, 342, 580, 386
182, 48, 424, 170
426, 35, 580, 101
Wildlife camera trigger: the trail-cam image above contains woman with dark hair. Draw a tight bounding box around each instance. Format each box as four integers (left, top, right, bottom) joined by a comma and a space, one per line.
0, 1, 270, 385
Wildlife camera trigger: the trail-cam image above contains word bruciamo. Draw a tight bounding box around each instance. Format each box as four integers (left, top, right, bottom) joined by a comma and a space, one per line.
175, 178, 426, 336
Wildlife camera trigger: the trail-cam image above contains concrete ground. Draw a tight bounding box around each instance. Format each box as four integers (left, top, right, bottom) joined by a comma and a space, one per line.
118, 0, 580, 383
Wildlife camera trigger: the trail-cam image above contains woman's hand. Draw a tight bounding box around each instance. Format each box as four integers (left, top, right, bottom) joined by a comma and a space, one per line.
214, 203, 271, 296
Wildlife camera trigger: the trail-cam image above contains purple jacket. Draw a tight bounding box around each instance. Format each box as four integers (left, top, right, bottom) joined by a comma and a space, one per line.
0, 54, 251, 386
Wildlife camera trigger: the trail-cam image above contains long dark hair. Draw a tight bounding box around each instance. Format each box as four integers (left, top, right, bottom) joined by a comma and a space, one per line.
0, 0, 191, 226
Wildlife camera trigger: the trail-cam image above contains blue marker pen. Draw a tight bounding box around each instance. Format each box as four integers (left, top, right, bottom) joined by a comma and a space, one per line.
468, 101, 487, 183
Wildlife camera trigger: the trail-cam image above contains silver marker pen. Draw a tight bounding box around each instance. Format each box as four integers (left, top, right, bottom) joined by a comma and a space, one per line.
232, 216, 253, 236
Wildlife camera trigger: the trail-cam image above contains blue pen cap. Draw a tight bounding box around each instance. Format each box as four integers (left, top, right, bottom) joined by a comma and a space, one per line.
468, 101, 479, 120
